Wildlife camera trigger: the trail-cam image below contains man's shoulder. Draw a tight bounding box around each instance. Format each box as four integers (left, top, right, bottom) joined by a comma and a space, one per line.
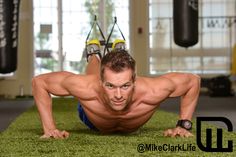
134, 75, 174, 92
134, 77, 155, 96
136, 73, 184, 83
63, 73, 100, 91
66, 73, 99, 82
135, 75, 164, 85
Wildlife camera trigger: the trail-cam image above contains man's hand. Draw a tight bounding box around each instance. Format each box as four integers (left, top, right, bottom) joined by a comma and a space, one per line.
40, 129, 69, 139
164, 127, 193, 137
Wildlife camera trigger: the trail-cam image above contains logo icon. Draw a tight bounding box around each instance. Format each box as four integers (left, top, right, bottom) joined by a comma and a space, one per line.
196, 117, 233, 152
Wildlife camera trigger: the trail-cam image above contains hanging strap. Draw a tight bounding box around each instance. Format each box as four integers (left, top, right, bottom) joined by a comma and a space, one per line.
85, 15, 106, 46
104, 17, 126, 55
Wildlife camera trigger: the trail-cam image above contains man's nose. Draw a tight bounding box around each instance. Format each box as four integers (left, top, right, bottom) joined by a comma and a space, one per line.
114, 88, 122, 99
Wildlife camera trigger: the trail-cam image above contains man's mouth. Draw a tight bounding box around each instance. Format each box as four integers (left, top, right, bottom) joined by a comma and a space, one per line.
112, 100, 125, 105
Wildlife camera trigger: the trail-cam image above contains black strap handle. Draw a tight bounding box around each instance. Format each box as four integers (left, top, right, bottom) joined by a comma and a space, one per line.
104, 17, 126, 55
85, 15, 106, 46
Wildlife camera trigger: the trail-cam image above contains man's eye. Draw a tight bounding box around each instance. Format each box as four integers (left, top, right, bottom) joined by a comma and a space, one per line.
106, 84, 114, 89
122, 84, 130, 90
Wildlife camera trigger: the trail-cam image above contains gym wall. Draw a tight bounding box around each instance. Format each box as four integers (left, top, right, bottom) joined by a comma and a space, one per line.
0, 0, 34, 98
130, 0, 149, 76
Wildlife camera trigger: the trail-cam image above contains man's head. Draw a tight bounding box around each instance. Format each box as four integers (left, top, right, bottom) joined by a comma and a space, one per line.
100, 49, 136, 112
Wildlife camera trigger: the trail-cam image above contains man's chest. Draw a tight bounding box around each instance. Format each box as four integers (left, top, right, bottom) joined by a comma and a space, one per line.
81, 101, 158, 133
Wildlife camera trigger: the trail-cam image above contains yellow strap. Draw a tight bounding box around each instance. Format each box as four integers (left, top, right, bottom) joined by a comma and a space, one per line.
112, 39, 125, 49
87, 39, 101, 46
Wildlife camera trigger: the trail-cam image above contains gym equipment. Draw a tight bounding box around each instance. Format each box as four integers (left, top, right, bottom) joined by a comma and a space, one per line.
85, 15, 106, 46
84, 16, 127, 59
173, 0, 198, 48
86, 39, 102, 61
84, 15, 106, 61
0, 0, 20, 73
201, 75, 234, 97
112, 39, 126, 51
104, 17, 126, 55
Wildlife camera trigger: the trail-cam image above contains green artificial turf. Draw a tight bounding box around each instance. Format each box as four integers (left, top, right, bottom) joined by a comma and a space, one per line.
0, 98, 235, 157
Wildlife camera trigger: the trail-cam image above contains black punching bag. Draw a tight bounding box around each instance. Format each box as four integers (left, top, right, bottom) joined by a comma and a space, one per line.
173, 0, 198, 48
0, 0, 20, 73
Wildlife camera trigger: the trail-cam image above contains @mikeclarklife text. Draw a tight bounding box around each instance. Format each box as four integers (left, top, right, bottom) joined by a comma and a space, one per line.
137, 143, 196, 153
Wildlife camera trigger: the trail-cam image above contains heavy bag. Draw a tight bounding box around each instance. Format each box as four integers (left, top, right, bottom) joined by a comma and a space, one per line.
0, 0, 20, 73
208, 75, 234, 97
173, 0, 198, 47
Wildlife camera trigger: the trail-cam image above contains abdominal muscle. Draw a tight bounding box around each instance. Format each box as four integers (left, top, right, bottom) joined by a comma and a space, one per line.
80, 100, 159, 134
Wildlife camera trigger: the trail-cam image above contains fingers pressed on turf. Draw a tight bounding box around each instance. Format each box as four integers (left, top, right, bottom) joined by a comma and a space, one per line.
167, 129, 173, 135
164, 129, 172, 137
40, 129, 70, 139
164, 127, 194, 138
40, 134, 51, 139
186, 132, 193, 137
62, 130, 69, 138
55, 130, 64, 139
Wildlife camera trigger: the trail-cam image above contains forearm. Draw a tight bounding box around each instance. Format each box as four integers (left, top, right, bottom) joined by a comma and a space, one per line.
179, 93, 198, 120
32, 78, 56, 134
179, 76, 200, 120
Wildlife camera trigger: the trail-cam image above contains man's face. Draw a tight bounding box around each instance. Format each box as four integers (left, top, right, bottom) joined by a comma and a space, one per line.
101, 68, 135, 112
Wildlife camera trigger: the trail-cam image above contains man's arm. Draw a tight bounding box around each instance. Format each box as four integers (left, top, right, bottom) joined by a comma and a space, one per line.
32, 71, 90, 138
151, 72, 201, 137
164, 73, 201, 121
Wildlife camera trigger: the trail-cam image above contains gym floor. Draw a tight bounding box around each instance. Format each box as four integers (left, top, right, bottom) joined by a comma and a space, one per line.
0, 99, 34, 132
0, 94, 235, 132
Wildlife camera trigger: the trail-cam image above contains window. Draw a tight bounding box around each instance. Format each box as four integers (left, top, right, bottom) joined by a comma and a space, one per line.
33, 0, 129, 76
149, 0, 236, 75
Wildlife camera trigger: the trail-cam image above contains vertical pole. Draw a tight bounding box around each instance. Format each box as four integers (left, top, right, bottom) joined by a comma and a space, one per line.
170, 18, 173, 71
99, 0, 106, 37
57, 0, 63, 71
229, 17, 232, 74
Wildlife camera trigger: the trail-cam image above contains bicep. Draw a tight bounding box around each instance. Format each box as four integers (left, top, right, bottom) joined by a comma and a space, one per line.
33, 71, 74, 96
61, 74, 97, 99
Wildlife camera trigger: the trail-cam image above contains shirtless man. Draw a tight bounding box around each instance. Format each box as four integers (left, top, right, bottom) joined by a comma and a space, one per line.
32, 49, 200, 139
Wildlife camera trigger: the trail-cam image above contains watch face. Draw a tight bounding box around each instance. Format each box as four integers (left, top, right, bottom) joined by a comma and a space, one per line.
183, 121, 192, 129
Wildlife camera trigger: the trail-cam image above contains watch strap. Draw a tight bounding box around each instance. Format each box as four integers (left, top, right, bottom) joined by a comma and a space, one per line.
176, 119, 192, 130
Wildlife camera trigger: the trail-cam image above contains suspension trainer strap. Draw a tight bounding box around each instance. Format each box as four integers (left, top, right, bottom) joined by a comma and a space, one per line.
85, 15, 96, 43
85, 15, 106, 45
96, 19, 106, 45
104, 17, 126, 55
104, 18, 116, 55
115, 18, 126, 41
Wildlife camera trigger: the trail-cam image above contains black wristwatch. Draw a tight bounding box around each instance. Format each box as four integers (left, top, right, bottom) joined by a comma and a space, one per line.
176, 119, 192, 130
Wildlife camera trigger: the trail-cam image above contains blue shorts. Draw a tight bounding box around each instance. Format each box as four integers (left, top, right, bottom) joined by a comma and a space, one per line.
77, 102, 98, 131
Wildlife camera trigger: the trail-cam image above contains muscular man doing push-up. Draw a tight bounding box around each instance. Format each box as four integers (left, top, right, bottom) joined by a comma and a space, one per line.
32, 48, 200, 139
